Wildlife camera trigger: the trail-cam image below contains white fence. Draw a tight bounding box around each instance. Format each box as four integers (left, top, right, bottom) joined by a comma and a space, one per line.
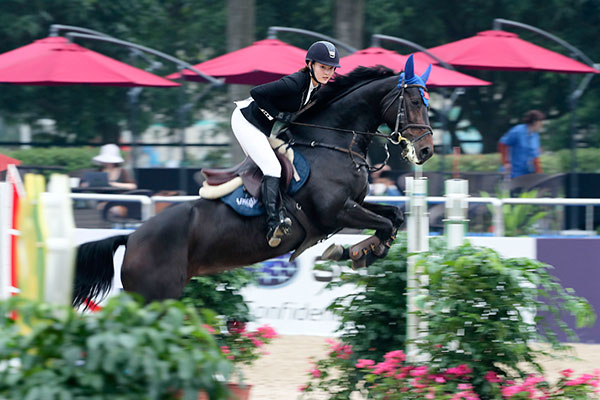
69, 193, 600, 236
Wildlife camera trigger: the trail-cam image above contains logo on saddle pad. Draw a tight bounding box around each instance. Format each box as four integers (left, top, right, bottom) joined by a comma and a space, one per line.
235, 196, 259, 208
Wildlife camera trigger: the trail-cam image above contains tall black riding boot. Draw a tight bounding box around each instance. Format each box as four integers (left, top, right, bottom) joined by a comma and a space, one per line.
261, 175, 292, 247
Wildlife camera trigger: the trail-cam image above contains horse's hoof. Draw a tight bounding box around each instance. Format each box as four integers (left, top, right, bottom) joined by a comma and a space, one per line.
321, 244, 344, 261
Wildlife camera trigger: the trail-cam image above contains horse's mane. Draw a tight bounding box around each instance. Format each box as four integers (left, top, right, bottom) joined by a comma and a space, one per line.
314, 65, 396, 104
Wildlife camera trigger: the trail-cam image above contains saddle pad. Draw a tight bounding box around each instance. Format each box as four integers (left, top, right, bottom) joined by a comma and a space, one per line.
221, 149, 310, 216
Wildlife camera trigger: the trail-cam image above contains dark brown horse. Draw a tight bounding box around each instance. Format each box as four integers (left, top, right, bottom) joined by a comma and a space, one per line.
73, 57, 434, 306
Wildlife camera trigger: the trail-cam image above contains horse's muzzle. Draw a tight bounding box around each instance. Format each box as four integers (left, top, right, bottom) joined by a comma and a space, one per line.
416, 145, 433, 164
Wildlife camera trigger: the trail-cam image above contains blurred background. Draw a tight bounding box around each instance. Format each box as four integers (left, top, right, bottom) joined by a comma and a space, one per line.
0, 0, 598, 200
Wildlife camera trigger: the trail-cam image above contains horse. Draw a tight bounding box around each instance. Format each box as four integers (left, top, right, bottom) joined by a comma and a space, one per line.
73, 55, 434, 307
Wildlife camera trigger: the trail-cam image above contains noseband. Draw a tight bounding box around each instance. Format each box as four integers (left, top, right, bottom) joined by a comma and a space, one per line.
382, 81, 433, 148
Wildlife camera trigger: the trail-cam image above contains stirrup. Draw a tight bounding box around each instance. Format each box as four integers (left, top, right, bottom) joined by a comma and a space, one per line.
267, 217, 292, 247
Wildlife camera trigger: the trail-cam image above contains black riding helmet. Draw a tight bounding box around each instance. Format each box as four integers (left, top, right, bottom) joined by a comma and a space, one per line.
305, 41, 341, 68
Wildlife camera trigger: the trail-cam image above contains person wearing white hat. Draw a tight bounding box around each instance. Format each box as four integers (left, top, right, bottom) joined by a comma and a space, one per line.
90, 144, 137, 191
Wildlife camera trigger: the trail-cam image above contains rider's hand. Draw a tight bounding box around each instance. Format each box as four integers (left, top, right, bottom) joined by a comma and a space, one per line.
275, 111, 294, 124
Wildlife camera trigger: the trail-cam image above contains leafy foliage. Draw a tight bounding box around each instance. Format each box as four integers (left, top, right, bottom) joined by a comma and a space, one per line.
0, 0, 598, 154
326, 238, 408, 363
355, 351, 600, 399
180, 266, 277, 382
481, 189, 550, 236
416, 239, 596, 398
304, 237, 409, 397
2, 146, 97, 173
304, 236, 596, 399
180, 267, 257, 323
0, 294, 232, 400
423, 148, 600, 174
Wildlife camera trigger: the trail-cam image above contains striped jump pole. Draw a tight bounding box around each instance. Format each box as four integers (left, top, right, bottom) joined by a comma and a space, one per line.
0, 165, 24, 301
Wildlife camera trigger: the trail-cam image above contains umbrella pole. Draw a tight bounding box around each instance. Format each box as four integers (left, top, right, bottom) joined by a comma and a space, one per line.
568, 73, 579, 229
128, 88, 141, 179
177, 73, 188, 195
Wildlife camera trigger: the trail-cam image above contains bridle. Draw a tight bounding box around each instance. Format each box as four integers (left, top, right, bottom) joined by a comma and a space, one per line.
382, 78, 434, 148
287, 75, 433, 171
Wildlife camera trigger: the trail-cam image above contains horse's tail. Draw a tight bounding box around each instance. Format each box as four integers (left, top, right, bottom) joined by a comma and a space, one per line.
72, 234, 129, 309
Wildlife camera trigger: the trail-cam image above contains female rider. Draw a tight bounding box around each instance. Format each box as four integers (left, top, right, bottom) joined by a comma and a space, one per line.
231, 41, 340, 247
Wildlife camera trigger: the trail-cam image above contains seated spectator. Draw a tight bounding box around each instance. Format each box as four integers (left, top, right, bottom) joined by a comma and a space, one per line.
81, 144, 137, 218
369, 165, 401, 196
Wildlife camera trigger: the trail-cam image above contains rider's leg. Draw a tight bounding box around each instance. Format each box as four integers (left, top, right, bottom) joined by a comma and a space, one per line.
260, 175, 292, 247
231, 107, 291, 247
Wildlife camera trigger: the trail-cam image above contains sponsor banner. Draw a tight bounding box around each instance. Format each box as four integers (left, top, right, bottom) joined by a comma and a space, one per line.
75, 230, 540, 336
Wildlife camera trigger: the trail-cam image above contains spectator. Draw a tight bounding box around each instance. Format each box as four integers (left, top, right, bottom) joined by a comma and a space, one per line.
82, 144, 137, 219
369, 165, 401, 196
498, 110, 545, 179
86, 144, 137, 190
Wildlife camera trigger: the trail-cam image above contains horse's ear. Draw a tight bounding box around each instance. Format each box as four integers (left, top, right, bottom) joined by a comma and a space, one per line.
404, 54, 415, 81
420, 64, 432, 84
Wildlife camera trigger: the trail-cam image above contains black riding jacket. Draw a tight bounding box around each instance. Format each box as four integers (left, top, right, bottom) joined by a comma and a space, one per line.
241, 70, 316, 136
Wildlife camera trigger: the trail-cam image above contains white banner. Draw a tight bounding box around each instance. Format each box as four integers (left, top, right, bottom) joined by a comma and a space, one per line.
75, 229, 536, 336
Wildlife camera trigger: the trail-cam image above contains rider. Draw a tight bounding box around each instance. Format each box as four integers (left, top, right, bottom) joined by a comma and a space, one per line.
231, 41, 340, 247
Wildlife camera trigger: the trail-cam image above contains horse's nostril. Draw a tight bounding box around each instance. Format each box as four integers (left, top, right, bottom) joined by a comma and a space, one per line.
420, 146, 432, 160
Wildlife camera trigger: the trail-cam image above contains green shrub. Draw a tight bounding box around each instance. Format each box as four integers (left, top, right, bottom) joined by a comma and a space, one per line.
481, 189, 550, 236
416, 239, 596, 398
1, 147, 98, 173
0, 294, 232, 400
304, 236, 409, 398
303, 236, 596, 399
423, 148, 600, 174
180, 267, 258, 323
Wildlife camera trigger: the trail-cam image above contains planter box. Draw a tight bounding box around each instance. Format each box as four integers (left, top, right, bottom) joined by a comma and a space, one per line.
198, 383, 252, 400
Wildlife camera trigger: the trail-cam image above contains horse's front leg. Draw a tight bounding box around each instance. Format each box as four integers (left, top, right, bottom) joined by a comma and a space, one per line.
321, 198, 402, 268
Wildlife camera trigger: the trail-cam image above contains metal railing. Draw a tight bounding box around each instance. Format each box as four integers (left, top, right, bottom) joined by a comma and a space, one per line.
69, 193, 600, 236
70, 193, 153, 221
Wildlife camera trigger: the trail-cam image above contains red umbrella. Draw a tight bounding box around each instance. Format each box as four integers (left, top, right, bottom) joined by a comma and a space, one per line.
420, 30, 599, 73
340, 47, 491, 87
0, 154, 22, 172
0, 36, 179, 87
167, 39, 307, 85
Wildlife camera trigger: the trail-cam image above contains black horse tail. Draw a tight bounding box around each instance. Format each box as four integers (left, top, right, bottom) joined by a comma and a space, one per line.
72, 235, 129, 309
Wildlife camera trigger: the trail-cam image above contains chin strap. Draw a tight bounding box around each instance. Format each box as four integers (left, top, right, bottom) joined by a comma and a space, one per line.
308, 62, 318, 83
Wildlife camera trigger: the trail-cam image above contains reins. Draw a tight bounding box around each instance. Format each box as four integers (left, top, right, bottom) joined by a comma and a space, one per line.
286, 77, 432, 171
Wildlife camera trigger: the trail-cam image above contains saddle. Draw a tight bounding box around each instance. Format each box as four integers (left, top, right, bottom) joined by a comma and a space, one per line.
200, 138, 298, 199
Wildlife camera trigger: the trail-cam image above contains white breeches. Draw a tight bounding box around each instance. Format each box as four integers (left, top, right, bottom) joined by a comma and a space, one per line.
231, 106, 281, 178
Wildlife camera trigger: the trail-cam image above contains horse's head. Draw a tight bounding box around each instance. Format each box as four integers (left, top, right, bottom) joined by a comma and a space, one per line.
382, 55, 434, 165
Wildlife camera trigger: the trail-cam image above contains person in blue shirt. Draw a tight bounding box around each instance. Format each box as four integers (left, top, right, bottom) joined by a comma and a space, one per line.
498, 110, 545, 179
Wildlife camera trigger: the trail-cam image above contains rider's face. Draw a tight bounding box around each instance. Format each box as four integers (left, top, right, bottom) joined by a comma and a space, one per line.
311, 62, 335, 85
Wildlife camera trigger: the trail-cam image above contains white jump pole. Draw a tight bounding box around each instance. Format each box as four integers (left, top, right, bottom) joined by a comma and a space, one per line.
444, 179, 469, 249
41, 174, 77, 306
405, 176, 429, 363
0, 182, 11, 300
